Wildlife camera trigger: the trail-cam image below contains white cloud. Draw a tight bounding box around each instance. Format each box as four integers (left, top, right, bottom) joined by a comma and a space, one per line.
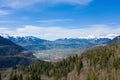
0, 10, 10, 15
51, 0, 92, 5
0, 27, 12, 33
0, 0, 41, 8
0, 0, 93, 8
36, 19, 73, 23
0, 20, 14, 23
0, 25, 120, 40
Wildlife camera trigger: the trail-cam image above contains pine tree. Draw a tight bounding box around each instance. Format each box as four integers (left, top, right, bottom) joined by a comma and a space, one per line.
18, 74, 23, 80
25, 75, 30, 80
9, 72, 13, 80
0, 73, 2, 80
12, 74, 18, 80
9, 72, 18, 80
76, 59, 83, 75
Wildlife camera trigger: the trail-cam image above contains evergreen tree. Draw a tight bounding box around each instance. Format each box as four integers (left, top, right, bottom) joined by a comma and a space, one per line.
12, 74, 18, 80
18, 74, 23, 80
9, 72, 13, 80
76, 59, 83, 75
25, 75, 30, 80
0, 73, 2, 80
9, 72, 18, 80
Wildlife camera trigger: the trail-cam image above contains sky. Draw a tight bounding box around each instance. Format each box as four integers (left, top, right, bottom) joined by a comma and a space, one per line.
0, 0, 120, 40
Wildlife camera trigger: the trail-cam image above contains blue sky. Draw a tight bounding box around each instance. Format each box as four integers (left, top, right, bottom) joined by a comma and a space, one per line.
0, 0, 120, 40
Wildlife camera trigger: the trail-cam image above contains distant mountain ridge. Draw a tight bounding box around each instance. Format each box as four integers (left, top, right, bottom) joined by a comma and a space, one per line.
7, 36, 51, 51
78, 33, 120, 39
0, 33, 119, 62
0, 33, 115, 52
108, 35, 120, 44
0, 33, 120, 40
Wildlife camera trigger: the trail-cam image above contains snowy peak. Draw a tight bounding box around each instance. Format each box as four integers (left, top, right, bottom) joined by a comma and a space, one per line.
0, 33, 120, 40
0, 33, 10, 38
0, 33, 38, 40
105, 33, 120, 39
78, 33, 120, 39
0, 33, 20, 38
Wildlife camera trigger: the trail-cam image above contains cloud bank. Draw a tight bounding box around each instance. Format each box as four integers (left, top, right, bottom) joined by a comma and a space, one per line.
0, 0, 92, 8
0, 25, 120, 40
0, 10, 10, 15
36, 19, 73, 23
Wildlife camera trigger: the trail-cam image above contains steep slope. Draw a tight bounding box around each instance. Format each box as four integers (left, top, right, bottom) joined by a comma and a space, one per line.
109, 35, 120, 44
0, 36, 25, 56
0, 36, 38, 68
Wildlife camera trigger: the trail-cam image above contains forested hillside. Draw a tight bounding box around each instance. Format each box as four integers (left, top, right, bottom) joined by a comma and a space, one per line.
1, 41, 120, 80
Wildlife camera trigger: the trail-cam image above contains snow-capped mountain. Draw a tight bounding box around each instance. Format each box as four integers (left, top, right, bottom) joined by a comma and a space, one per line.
0, 33, 46, 42
1, 34, 50, 51
0, 33, 119, 52
78, 33, 120, 39
0, 33, 120, 40
0, 33, 10, 38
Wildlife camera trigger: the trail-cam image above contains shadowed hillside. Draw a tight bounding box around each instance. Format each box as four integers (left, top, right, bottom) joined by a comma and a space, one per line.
0, 36, 39, 68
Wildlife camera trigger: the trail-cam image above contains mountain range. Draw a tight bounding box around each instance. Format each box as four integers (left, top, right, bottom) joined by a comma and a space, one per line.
1, 33, 117, 51
0, 33, 118, 62
0, 33, 120, 62
0, 33, 120, 67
